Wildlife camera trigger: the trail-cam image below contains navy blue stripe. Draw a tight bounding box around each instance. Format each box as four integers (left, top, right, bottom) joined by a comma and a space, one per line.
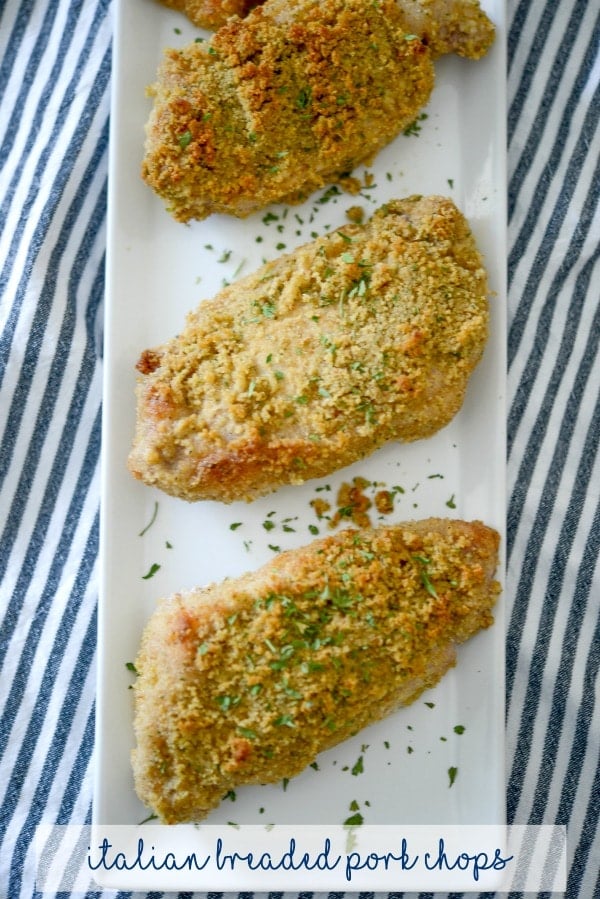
508, 8, 600, 230
507, 208, 600, 551
563, 712, 600, 896
5, 531, 98, 898
506, 0, 533, 70
508, 23, 599, 266
506, 350, 600, 812
0, 406, 101, 762
0, 0, 38, 106
507, 0, 556, 137
507, 174, 600, 462
509, 434, 600, 823
551, 507, 600, 829
507, 93, 600, 370
0, 202, 104, 656
506, 281, 600, 699
0, 509, 98, 816
0, 0, 104, 215
0, 37, 111, 393
55, 704, 96, 825
507, 0, 592, 148
0, 0, 63, 159
0, 150, 107, 502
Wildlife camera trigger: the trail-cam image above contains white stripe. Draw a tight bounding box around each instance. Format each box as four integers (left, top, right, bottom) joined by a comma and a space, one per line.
0, 493, 99, 816
509, 2, 593, 141
508, 213, 600, 478
0, 367, 101, 629
508, 320, 600, 606
0, 12, 110, 332
541, 535, 600, 827
0, 139, 107, 472
508, 8, 597, 209
0, 0, 81, 202
3, 661, 97, 899
508, 493, 600, 824
508, 116, 600, 385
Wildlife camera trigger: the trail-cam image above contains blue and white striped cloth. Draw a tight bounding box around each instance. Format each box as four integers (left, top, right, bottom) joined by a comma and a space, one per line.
1, 0, 598, 896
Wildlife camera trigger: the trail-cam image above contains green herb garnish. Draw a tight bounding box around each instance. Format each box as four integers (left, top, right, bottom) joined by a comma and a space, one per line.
351, 755, 364, 776
296, 86, 312, 109
344, 812, 364, 826
138, 501, 158, 536
142, 562, 160, 580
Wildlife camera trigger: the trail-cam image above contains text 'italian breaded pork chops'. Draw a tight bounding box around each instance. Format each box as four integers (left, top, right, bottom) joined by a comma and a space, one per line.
128, 196, 490, 503
142, 0, 495, 221
132, 518, 501, 824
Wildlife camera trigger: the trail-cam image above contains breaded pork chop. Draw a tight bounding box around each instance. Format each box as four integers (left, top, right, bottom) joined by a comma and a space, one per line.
128, 196, 489, 503
131, 518, 501, 824
154, 0, 261, 31
154, 0, 495, 43
142, 0, 494, 222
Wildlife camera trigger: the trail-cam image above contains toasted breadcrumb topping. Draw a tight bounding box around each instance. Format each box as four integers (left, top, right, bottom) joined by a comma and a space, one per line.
142, 0, 436, 220
143, 0, 494, 220
128, 195, 489, 502
131, 518, 500, 823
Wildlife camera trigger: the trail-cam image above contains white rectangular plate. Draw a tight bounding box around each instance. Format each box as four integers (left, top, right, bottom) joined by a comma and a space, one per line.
96, 0, 507, 886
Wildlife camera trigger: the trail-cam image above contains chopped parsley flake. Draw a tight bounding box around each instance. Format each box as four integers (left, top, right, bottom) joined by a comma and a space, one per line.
344, 812, 364, 826
403, 112, 428, 137
138, 501, 158, 536
296, 86, 312, 109
274, 714, 295, 727
141, 562, 160, 580
351, 755, 364, 776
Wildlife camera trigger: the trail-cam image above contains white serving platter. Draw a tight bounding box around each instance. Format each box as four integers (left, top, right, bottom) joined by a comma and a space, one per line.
95, 0, 506, 888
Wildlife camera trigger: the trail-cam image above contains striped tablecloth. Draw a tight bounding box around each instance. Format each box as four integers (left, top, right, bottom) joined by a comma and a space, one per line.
1, 0, 598, 896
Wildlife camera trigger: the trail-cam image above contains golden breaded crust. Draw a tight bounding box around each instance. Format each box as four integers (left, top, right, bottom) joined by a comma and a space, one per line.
128, 195, 489, 503
142, 0, 494, 221
142, 0, 436, 221
155, 0, 262, 31
389, 0, 496, 59
131, 517, 501, 823
154, 0, 495, 54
